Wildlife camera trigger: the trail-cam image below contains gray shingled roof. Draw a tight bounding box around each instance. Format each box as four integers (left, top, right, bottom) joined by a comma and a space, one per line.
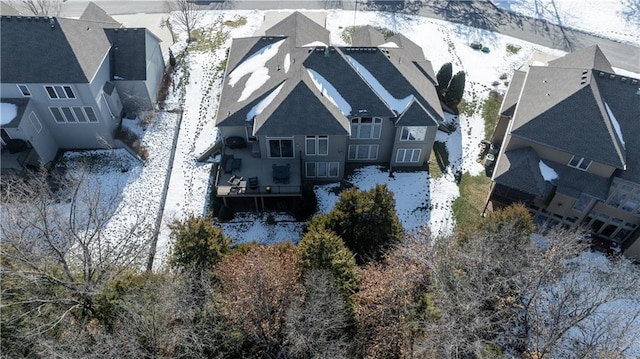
105, 28, 147, 81
396, 99, 438, 126
215, 13, 443, 138
225, 36, 287, 75
265, 11, 329, 47
304, 49, 394, 117
494, 147, 611, 200
593, 70, 640, 183
499, 70, 526, 118
547, 45, 613, 73
493, 147, 553, 197
254, 78, 350, 136
351, 25, 384, 47
510, 66, 625, 169
80, 2, 121, 27
0, 16, 112, 83
0, 98, 29, 128
387, 33, 425, 60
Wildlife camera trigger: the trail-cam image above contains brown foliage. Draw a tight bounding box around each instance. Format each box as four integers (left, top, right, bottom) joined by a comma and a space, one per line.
215, 243, 302, 356
354, 235, 432, 359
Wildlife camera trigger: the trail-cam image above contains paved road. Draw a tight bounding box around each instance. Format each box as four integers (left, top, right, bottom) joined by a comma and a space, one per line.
62, 0, 639, 73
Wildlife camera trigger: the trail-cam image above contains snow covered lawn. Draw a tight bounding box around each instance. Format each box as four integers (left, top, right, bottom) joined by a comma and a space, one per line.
57, 2, 638, 266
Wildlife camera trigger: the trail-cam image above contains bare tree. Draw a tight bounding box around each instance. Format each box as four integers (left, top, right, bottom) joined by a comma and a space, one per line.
416, 207, 640, 359
354, 234, 432, 359
0, 166, 152, 356
286, 269, 352, 359
11, 0, 62, 16
522, 232, 640, 359
215, 243, 303, 357
166, 0, 204, 42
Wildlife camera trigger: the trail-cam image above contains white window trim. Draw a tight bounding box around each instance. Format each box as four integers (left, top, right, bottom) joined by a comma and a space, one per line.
29, 112, 42, 133
44, 85, 76, 100
49, 106, 98, 124
348, 144, 379, 160
266, 137, 295, 159
17, 84, 31, 97
305, 136, 329, 156
396, 148, 422, 163
306, 162, 340, 178
350, 117, 382, 140
568, 155, 592, 171
400, 126, 427, 141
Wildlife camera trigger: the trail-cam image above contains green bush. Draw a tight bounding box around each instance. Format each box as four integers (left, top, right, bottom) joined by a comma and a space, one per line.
169, 215, 230, 272
308, 184, 403, 263
299, 228, 360, 297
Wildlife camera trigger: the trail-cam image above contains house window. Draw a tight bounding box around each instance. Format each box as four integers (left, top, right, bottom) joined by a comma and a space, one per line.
50, 107, 65, 123
29, 112, 42, 134
61, 107, 76, 122
400, 126, 426, 141
17, 84, 31, 97
305, 136, 328, 156
568, 155, 592, 171
607, 182, 633, 209
45, 85, 76, 99
396, 148, 422, 163
351, 117, 382, 139
572, 194, 592, 212
348, 144, 378, 160
84, 107, 98, 123
306, 162, 339, 178
621, 190, 640, 213
267, 138, 294, 158
49, 107, 97, 124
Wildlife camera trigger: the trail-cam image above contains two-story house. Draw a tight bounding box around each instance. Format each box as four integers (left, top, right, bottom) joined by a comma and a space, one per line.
0, 2, 164, 174
488, 45, 640, 261
210, 12, 444, 208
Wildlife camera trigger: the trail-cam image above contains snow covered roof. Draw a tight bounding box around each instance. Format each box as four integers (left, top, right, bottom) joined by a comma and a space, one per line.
0, 99, 28, 128
493, 147, 610, 200
216, 12, 444, 134
539, 160, 559, 181
1, 103, 18, 126
510, 65, 626, 170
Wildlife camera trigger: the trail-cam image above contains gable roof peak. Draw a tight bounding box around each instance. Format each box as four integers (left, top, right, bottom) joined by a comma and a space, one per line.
80, 2, 121, 27
548, 45, 613, 73
264, 11, 329, 48
351, 25, 385, 47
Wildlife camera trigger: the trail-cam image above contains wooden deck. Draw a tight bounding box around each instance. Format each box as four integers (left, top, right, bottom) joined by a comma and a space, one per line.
215, 144, 302, 199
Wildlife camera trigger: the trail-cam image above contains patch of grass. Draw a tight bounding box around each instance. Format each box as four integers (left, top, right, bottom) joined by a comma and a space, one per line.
481, 91, 503, 141
223, 16, 247, 28
190, 25, 229, 53
506, 43, 521, 55
429, 142, 449, 178
457, 98, 477, 117
341, 26, 359, 44
375, 27, 397, 40
340, 25, 396, 44
452, 173, 491, 229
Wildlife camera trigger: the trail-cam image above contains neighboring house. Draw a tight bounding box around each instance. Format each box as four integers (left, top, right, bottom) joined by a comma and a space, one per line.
0, 2, 164, 174
488, 45, 640, 261
211, 12, 444, 207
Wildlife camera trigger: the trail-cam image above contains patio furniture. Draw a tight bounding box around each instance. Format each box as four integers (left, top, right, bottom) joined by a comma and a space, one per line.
223, 156, 242, 173
248, 176, 259, 190
222, 154, 234, 173
272, 163, 290, 184
227, 175, 243, 186
225, 136, 247, 149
